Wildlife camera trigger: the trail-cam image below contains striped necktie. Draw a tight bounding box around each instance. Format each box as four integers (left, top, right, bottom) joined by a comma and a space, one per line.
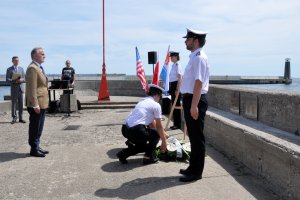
40, 66, 45, 75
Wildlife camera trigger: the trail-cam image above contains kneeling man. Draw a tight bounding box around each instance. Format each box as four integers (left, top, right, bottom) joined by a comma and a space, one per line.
117, 84, 167, 165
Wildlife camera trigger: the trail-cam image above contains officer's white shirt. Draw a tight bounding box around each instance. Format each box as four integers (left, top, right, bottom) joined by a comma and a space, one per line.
169, 62, 182, 82
180, 47, 209, 94
126, 96, 162, 128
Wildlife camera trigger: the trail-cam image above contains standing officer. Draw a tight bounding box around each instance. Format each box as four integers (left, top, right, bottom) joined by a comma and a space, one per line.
168, 52, 182, 130
25, 47, 49, 157
6, 56, 26, 124
117, 84, 168, 165
179, 28, 210, 182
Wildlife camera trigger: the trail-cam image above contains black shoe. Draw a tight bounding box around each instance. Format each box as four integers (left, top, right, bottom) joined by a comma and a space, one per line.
38, 147, 49, 154
116, 151, 128, 164
30, 150, 46, 157
142, 157, 159, 165
179, 168, 192, 175
19, 119, 26, 123
170, 126, 180, 130
11, 119, 17, 124
179, 174, 202, 182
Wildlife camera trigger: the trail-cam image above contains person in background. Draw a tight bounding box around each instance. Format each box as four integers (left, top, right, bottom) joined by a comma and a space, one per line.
61, 59, 76, 88
117, 84, 168, 165
168, 52, 182, 130
25, 47, 49, 157
6, 56, 26, 124
179, 28, 210, 182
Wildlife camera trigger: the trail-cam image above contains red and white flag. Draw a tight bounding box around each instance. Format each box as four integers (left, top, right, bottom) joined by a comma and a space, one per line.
152, 55, 160, 86
135, 47, 148, 92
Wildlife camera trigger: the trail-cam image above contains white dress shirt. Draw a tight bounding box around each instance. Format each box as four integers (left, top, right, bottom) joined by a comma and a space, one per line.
169, 63, 182, 83
126, 96, 162, 128
180, 48, 210, 94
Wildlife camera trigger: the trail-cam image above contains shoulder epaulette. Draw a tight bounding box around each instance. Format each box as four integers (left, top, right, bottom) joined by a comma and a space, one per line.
196, 51, 201, 56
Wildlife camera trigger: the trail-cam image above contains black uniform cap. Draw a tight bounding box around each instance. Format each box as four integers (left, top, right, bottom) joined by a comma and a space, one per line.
148, 84, 164, 95
170, 52, 179, 57
183, 28, 208, 39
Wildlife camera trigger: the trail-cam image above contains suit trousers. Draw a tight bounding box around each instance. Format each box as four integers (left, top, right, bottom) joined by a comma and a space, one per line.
169, 81, 181, 128
27, 108, 46, 151
182, 94, 208, 176
121, 124, 160, 158
11, 86, 23, 120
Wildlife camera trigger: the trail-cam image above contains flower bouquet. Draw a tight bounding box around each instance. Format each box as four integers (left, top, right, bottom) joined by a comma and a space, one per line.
156, 136, 191, 162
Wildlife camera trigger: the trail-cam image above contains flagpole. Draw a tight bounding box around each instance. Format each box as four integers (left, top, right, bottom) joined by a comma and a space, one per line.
98, 0, 110, 101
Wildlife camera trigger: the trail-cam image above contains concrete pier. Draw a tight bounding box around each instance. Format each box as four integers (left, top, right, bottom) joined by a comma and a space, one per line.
0, 96, 279, 200
1, 80, 299, 199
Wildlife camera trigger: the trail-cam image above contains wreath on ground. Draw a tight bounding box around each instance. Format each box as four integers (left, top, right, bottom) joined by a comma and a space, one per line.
155, 137, 191, 162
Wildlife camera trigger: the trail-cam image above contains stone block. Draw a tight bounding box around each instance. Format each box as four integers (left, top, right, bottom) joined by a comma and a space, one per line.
60, 94, 77, 113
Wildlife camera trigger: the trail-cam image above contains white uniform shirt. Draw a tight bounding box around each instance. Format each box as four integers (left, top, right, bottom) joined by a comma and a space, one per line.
180, 48, 210, 94
126, 96, 162, 128
169, 63, 182, 82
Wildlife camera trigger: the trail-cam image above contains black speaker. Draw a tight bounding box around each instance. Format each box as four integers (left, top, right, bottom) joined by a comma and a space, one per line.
148, 51, 157, 64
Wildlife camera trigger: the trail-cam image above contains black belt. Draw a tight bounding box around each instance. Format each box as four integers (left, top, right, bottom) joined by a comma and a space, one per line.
183, 93, 207, 98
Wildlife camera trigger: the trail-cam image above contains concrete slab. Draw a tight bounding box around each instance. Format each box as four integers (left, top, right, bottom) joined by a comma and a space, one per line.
0, 99, 279, 200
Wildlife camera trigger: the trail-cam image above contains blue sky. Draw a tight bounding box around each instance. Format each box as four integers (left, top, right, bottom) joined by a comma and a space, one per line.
0, 0, 299, 77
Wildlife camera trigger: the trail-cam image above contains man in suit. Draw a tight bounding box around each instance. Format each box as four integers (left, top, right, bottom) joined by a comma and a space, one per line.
25, 47, 49, 157
6, 56, 26, 124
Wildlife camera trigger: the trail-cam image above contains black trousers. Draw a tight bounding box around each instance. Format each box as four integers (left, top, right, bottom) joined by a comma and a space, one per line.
182, 94, 208, 176
121, 124, 160, 158
169, 81, 181, 128
11, 87, 23, 120
27, 108, 46, 151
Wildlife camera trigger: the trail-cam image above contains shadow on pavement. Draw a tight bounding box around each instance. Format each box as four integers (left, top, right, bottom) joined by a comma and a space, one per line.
95, 176, 183, 199
0, 152, 29, 162
104, 148, 149, 172
106, 147, 123, 159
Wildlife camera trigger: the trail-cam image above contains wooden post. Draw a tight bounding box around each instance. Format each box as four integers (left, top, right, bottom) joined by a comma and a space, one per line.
164, 91, 187, 141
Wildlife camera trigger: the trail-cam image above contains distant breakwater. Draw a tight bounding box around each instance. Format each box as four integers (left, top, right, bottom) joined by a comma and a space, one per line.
0, 74, 293, 86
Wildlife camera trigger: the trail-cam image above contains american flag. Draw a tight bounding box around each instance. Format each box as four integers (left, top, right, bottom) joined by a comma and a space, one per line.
135, 47, 148, 92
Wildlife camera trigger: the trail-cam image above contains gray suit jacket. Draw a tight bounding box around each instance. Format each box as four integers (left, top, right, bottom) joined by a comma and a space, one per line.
6, 66, 25, 93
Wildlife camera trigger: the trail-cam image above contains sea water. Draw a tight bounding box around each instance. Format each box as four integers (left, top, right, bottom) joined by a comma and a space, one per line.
1, 78, 300, 102
0, 86, 10, 102
229, 78, 300, 92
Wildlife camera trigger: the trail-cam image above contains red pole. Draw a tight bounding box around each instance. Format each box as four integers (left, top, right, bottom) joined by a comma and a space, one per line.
102, 0, 105, 65
98, 0, 110, 101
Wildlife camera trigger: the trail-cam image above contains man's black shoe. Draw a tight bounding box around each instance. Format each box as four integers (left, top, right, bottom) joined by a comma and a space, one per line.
116, 151, 128, 164
19, 119, 26, 123
179, 174, 202, 182
11, 119, 17, 124
30, 150, 46, 157
142, 157, 159, 165
170, 126, 180, 130
179, 168, 192, 175
39, 148, 49, 154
